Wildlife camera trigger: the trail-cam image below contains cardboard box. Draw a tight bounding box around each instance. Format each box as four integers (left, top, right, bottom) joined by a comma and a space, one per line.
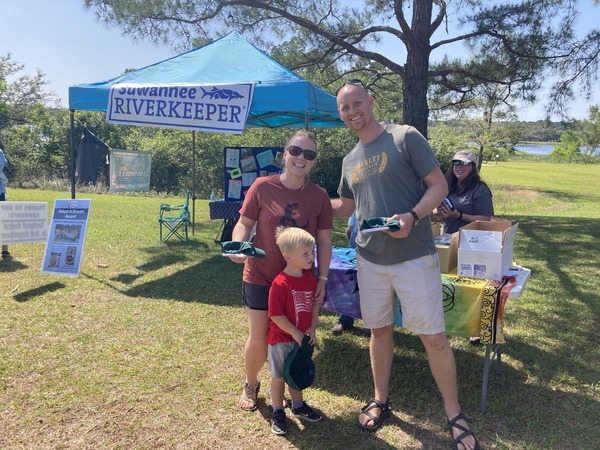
457, 220, 519, 280
431, 221, 441, 238
435, 232, 458, 273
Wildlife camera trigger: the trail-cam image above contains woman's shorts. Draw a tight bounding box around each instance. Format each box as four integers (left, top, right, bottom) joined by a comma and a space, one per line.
242, 281, 269, 311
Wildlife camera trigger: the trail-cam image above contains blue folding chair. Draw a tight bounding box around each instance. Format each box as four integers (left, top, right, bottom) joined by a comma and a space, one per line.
158, 191, 191, 242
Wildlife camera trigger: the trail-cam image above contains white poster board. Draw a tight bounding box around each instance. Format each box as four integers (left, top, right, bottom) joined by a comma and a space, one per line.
41, 199, 91, 277
0, 201, 48, 244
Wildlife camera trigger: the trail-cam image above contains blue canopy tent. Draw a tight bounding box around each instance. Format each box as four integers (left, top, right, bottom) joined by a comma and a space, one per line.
67, 32, 344, 230
69, 31, 343, 128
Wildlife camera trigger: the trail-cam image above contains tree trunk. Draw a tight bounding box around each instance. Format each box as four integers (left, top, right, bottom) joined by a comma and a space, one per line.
402, 1, 433, 138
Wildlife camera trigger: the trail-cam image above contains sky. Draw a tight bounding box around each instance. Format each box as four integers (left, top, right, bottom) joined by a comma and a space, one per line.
2, 0, 598, 121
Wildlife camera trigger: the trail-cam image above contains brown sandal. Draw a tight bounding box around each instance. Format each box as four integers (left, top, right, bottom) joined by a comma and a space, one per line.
239, 381, 260, 411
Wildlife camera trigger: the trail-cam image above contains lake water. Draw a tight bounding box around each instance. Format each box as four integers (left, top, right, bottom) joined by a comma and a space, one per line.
514, 144, 554, 155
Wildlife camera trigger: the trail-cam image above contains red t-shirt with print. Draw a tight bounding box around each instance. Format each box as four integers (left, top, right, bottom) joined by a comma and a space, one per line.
267, 269, 317, 345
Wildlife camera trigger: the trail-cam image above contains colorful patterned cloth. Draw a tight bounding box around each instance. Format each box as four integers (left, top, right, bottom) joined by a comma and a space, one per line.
319, 246, 517, 344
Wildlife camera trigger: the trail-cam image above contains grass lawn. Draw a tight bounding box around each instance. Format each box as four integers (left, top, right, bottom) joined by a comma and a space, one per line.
1, 161, 599, 449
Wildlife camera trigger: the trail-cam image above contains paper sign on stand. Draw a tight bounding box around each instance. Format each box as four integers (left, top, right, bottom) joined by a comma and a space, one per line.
41, 199, 91, 277
0, 202, 48, 244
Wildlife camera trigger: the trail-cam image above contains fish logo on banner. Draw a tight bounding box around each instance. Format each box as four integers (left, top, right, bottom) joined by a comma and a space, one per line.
200, 87, 245, 101
107, 83, 254, 134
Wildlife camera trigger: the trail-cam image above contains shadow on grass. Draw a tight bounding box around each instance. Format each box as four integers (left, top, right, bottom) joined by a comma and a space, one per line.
528, 216, 599, 278
312, 327, 599, 448
12, 281, 66, 302
122, 253, 242, 305
513, 215, 600, 349
252, 391, 400, 450
304, 331, 473, 448
0, 258, 29, 272
81, 246, 243, 306
110, 251, 194, 285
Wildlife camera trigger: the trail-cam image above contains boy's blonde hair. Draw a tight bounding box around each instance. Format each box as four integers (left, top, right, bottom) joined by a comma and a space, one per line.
275, 226, 315, 254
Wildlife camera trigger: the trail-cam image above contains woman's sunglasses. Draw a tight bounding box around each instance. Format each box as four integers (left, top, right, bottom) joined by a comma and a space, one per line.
287, 145, 317, 161
452, 160, 472, 166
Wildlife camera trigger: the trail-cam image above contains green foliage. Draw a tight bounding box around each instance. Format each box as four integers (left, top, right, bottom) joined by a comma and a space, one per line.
550, 130, 581, 160
309, 128, 356, 197
508, 119, 575, 142
580, 105, 600, 159
140, 130, 194, 194
1, 107, 71, 182
0, 54, 64, 182
0, 54, 58, 130
428, 124, 470, 172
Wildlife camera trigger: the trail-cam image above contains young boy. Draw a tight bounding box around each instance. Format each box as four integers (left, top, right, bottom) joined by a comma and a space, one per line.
267, 226, 322, 435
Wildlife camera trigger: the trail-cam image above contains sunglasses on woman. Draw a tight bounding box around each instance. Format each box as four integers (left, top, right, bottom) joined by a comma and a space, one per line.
287, 145, 317, 161
452, 160, 472, 166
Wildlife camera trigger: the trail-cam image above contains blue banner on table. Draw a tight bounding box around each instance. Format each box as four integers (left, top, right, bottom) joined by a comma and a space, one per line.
41, 199, 91, 277
106, 83, 254, 133
109, 149, 151, 193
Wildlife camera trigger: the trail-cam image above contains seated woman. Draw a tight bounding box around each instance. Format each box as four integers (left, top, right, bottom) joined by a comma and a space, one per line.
439, 150, 494, 234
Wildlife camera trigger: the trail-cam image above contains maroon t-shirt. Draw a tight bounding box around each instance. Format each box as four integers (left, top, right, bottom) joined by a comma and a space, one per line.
239, 174, 333, 286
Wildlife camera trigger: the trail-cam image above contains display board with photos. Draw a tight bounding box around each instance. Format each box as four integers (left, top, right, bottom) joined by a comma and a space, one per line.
223, 146, 284, 201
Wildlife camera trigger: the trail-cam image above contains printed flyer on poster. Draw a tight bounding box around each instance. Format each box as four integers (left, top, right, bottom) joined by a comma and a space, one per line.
41, 199, 91, 277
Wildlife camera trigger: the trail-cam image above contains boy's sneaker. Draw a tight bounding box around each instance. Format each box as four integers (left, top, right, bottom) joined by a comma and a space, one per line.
271, 409, 287, 435
291, 401, 322, 422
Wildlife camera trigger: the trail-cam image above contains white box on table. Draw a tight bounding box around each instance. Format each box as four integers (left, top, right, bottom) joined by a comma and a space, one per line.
457, 220, 518, 280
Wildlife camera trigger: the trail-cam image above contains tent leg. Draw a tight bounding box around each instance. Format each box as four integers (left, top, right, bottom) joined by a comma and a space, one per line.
192, 130, 196, 235
69, 110, 76, 199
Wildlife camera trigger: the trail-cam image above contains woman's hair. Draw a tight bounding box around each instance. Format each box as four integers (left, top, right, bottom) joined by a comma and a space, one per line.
285, 130, 317, 150
275, 226, 315, 254
445, 160, 483, 195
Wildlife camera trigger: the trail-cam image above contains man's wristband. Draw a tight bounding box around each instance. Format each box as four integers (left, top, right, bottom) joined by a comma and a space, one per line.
318, 276, 328, 281
459, 212, 463, 220
409, 210, 420, 227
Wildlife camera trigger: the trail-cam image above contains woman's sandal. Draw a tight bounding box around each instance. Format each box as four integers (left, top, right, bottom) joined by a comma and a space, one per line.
447, 412, 480, 450
357, 397, 391, 432
239, 381, 260, 412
